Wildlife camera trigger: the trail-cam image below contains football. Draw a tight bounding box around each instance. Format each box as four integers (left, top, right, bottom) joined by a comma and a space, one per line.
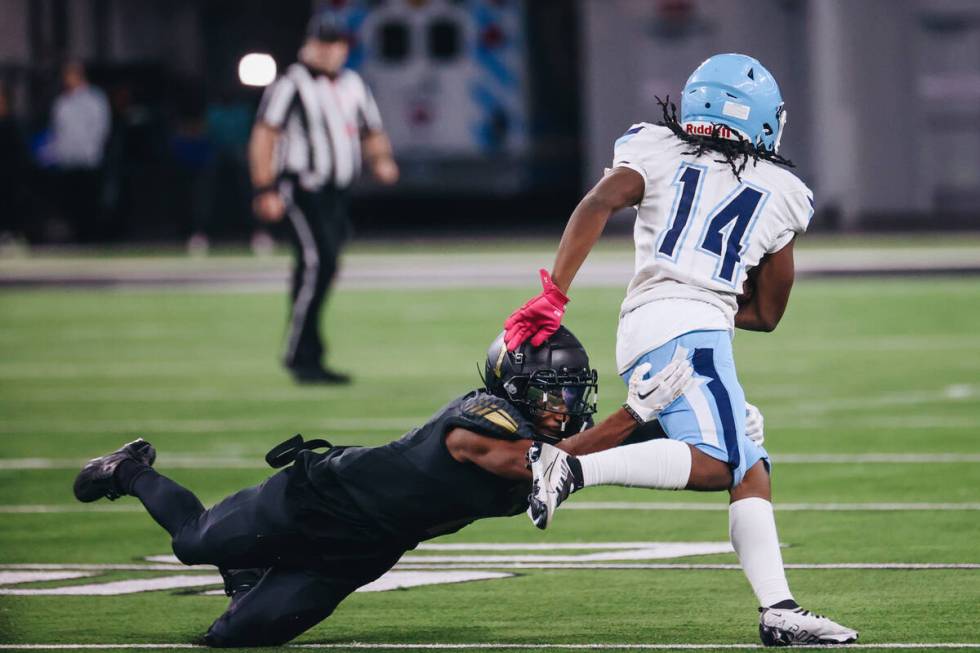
737, 265, 759, 306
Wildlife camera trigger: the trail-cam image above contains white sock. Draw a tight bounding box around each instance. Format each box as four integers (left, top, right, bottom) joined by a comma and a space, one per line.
729, 497, 794, 607
577, 439, 691, 490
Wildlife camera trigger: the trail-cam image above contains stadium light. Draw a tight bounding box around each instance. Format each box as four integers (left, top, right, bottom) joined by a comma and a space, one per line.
238, 53, 277, 87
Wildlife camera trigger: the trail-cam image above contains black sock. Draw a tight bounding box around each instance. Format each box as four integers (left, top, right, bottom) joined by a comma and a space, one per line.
127, 467, 206, 538
114, 459, 151, 495
769, 599, 800, 610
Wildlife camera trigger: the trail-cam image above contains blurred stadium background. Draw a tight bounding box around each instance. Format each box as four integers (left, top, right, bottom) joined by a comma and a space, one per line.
1, 0, 980, 244
1, 0, 979, 649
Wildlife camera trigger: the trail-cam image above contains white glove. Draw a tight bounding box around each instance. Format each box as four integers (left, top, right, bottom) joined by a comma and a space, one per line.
624, 352, 695, 423
745, 402, 764, 446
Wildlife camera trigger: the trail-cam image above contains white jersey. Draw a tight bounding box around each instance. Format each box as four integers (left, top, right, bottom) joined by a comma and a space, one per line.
613, 123, 813, 373
258, 65, 384, 191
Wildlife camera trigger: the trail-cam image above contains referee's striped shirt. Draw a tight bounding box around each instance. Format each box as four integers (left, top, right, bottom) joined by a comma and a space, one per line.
257, 63, 384, 190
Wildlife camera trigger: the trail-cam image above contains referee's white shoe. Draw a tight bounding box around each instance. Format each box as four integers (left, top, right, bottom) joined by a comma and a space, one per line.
759, 606, 858, 646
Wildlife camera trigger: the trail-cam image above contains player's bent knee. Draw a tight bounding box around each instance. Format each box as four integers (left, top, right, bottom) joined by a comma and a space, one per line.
171, 530, 207, 566
729, 460, 772, 502
686, 446, 732, 491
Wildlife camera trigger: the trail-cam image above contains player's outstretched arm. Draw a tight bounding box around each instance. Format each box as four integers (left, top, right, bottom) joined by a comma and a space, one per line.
444, 429, 535, 480
556, 408, 638, 456
503, 168, 644, 350
551, 167, 645, 293
735, 239, 796, 332
444, 413, 639, 480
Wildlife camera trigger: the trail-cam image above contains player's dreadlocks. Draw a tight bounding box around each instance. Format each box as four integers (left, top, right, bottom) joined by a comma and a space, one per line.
656, 95, 795, 181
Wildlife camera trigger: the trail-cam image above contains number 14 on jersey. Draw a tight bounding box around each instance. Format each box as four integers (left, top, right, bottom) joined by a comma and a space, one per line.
655, 162, 770, 287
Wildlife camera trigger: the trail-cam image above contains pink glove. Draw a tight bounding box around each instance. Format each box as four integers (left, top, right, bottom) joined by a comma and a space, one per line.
503, 269, 570, 351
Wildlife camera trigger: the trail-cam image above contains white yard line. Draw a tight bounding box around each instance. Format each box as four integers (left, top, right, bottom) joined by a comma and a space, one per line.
1, 643, 979, 650
0, 457, 274, 470
772, 416, 980, 430
0, 571, 93, 585
0, 416, 415, 434
564, 502, 980, 512
0, 575, 221, 596
390, 563, 980, 570
3, 384, 976, 407
782, 386, 978, 414
3, 501, 980, 515
2, 243, 980, 289
1, 562, 977, 572
2, 415, 976, 433
2, 453, 979, 472
769, 454, 980, 463
0, 563, 215, 571
0, 505, 144, 514
420, 543, 713, 551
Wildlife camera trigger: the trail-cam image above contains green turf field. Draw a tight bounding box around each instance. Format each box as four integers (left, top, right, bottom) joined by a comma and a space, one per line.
1, 275, 979, 651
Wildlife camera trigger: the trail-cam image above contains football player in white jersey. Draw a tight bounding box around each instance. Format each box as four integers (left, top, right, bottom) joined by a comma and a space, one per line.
503, 54, 857, 646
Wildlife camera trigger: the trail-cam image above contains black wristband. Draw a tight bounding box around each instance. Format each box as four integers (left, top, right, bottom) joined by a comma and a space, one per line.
252, 184, 278, 198
622, 402, 645, 425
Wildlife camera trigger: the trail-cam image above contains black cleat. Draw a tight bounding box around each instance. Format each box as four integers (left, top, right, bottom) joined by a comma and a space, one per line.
289, 366, 352, 385
72, 438, 156, 503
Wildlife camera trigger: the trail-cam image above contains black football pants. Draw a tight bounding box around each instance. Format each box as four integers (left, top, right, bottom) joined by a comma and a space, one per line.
129, 468, 399, 647
281, 182, 351, 372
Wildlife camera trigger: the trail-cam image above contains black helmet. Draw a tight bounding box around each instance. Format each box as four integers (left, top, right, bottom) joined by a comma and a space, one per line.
483, 326, 598, 439
306, 12, 349, 43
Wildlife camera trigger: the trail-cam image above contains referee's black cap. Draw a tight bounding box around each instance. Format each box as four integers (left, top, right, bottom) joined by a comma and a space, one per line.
307, 12, 349, 42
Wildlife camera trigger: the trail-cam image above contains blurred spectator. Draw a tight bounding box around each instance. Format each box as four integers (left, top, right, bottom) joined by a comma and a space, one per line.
100, 83, 140, 242
0, 81, 31, 250
168, 80, 213, 254
186, 91, 274, 256
49, 62, 111, 242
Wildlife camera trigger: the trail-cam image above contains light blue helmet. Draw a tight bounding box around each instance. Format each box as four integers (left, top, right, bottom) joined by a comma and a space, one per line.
680, 53, 786, 153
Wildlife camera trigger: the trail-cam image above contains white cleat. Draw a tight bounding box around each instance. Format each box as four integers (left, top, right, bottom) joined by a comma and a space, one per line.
526, 442, 581, 530
759, 606, 859, 646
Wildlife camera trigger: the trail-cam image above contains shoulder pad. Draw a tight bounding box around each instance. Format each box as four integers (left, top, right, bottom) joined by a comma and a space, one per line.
615, 122, 651, 147
452, 393, 534, 441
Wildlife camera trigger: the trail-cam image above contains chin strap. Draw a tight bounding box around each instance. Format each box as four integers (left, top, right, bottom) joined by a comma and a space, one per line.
265, 434, 332, 468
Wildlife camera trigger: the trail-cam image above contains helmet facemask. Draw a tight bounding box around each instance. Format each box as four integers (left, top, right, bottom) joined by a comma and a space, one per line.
505, 368, 598, 442
773, 104, 787, 153
761, 104, 787, 154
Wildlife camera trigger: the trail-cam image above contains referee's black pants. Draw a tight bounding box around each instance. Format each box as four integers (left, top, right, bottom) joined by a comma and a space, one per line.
282, 182, 351, 372
127, 467, 401, 647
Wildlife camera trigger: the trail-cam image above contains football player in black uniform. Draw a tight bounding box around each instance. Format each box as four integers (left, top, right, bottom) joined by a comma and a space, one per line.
72, 327, 693, 647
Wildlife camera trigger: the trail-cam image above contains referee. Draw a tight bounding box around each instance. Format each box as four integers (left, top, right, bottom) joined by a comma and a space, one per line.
249, 12, 398, 384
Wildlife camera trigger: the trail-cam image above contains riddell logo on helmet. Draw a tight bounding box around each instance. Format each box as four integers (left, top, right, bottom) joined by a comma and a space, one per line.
684, 122, 738, 140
